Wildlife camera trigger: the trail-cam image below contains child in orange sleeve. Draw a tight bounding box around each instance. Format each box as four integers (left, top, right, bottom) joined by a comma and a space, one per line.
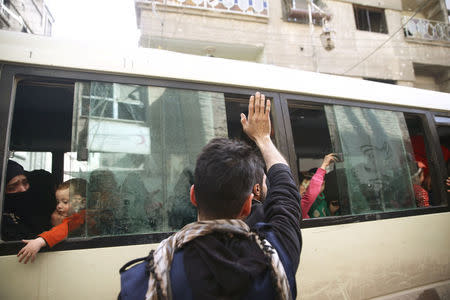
17, 178, 87, 264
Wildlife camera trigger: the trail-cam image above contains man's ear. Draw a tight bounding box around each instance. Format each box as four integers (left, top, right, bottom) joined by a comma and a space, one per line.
252, 184, 261, 200
190, 185, 197, 207
238, 193, 253, 219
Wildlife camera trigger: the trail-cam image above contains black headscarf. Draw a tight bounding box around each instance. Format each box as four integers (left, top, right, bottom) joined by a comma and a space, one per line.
2, 169, 55, 241
6, 160, 25, 184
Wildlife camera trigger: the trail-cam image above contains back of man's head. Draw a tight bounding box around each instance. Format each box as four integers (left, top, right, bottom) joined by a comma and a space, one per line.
194, 138, 260, 219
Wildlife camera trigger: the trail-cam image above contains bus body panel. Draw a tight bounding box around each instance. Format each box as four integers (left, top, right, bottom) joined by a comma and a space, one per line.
298, 212, 450, 299
0, 213, 448, 299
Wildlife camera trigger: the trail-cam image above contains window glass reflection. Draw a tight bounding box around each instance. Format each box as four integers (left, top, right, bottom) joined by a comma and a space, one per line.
70, 83, 231, 236
325, 105, 416, 214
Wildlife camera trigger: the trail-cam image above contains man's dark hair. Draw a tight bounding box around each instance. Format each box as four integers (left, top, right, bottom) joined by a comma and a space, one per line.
194, 138, 261, 219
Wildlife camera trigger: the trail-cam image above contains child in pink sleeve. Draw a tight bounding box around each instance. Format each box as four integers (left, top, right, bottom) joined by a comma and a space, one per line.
300, 153, 337, 219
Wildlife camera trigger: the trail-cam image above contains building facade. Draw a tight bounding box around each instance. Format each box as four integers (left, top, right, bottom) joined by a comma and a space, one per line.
135, 0, 450, 92
0, 0, 53, 36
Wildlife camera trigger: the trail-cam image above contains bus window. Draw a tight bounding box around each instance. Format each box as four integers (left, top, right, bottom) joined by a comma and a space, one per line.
435, 116, 450, 185
70, 83, 266, 235
71, 83, 226, 235
288, 104, 341, 218
288, 102, 439, 218
4, 79, 273, 242
8, 152, 53, 173
404, 114, 439, 206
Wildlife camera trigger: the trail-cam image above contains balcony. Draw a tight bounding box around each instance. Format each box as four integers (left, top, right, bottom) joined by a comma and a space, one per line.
403, 17, 450, 44
135, 0, 268, 18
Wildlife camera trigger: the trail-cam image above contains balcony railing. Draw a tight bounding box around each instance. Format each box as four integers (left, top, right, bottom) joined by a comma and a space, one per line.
403, 16, 450, 43
138, 0, 268, 17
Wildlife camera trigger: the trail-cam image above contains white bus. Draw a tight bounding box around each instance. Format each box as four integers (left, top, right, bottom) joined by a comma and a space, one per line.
0, 30, 449, 299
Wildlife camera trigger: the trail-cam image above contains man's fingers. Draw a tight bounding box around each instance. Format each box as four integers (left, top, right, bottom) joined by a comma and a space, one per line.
265, 99, 271, 116
255, 92, 261, 114
30, 254, 36, 263
248, 95, 255, 119
260, 94, 267, 115
240, 113, 247, 127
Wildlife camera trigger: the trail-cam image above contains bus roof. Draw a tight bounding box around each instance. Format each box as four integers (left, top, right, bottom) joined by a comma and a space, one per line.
0, 30, 449, 112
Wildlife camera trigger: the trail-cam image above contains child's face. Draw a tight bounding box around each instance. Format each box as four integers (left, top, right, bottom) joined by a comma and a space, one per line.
55, 188, 71, 218
299, 179, 311, 197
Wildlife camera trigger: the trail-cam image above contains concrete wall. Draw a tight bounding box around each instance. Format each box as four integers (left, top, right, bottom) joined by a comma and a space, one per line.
136, 0, 450, 92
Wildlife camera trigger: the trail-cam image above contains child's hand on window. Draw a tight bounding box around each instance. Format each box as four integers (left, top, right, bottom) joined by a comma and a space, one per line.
17, 237, 46, 264
320, 153, 337, 170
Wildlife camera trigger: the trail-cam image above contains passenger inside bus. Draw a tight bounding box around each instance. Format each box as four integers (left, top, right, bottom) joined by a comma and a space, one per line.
411, 161, 430, 208
244, 160, 267, 228
2, 160, 55, 241
168, 168, 196, 230
411, 134, 450, 193
120, 172, 162, 232
299, 153, 340, 219
87, 169, 122, 235
17, 178, 87, 264
51, 178, 86, 226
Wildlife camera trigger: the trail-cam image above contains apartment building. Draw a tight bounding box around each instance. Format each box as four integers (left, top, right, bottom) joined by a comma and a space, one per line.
135, 0, 450, 92
0, 0, 54, 36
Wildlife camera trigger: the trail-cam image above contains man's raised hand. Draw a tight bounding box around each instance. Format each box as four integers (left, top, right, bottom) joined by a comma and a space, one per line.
240, 92, 271, 145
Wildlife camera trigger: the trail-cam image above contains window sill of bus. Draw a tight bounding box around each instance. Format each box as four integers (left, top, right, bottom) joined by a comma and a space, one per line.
300, 205, 449, 229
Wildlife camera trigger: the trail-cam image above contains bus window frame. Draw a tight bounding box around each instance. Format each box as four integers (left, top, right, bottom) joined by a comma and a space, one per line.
433, 112, 450, 207
279, 93, 449, 229
0, 64, 287, 255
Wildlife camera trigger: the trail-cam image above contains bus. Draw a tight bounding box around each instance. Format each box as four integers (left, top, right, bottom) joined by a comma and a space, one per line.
0, 30, 449, 299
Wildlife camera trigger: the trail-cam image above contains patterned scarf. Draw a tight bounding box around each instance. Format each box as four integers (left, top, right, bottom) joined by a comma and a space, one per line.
145, 219, 292, 300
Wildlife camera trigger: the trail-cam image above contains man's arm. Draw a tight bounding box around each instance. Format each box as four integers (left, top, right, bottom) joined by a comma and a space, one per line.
241, 92, 302, 268
240, 92, 287, 170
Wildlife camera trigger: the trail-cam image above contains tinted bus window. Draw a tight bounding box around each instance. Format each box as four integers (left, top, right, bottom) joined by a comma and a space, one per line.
289, 101, 438, 218
4, 79, 272, 242
326, 105, 416, 214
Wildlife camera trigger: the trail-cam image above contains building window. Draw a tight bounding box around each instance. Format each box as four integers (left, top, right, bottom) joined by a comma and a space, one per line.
283, 0, 330, 25
353, 5, 388, 34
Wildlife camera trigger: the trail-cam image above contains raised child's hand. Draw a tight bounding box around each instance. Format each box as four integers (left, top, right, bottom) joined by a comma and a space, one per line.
320, 153, 337, 170
17, 237, 46, 264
